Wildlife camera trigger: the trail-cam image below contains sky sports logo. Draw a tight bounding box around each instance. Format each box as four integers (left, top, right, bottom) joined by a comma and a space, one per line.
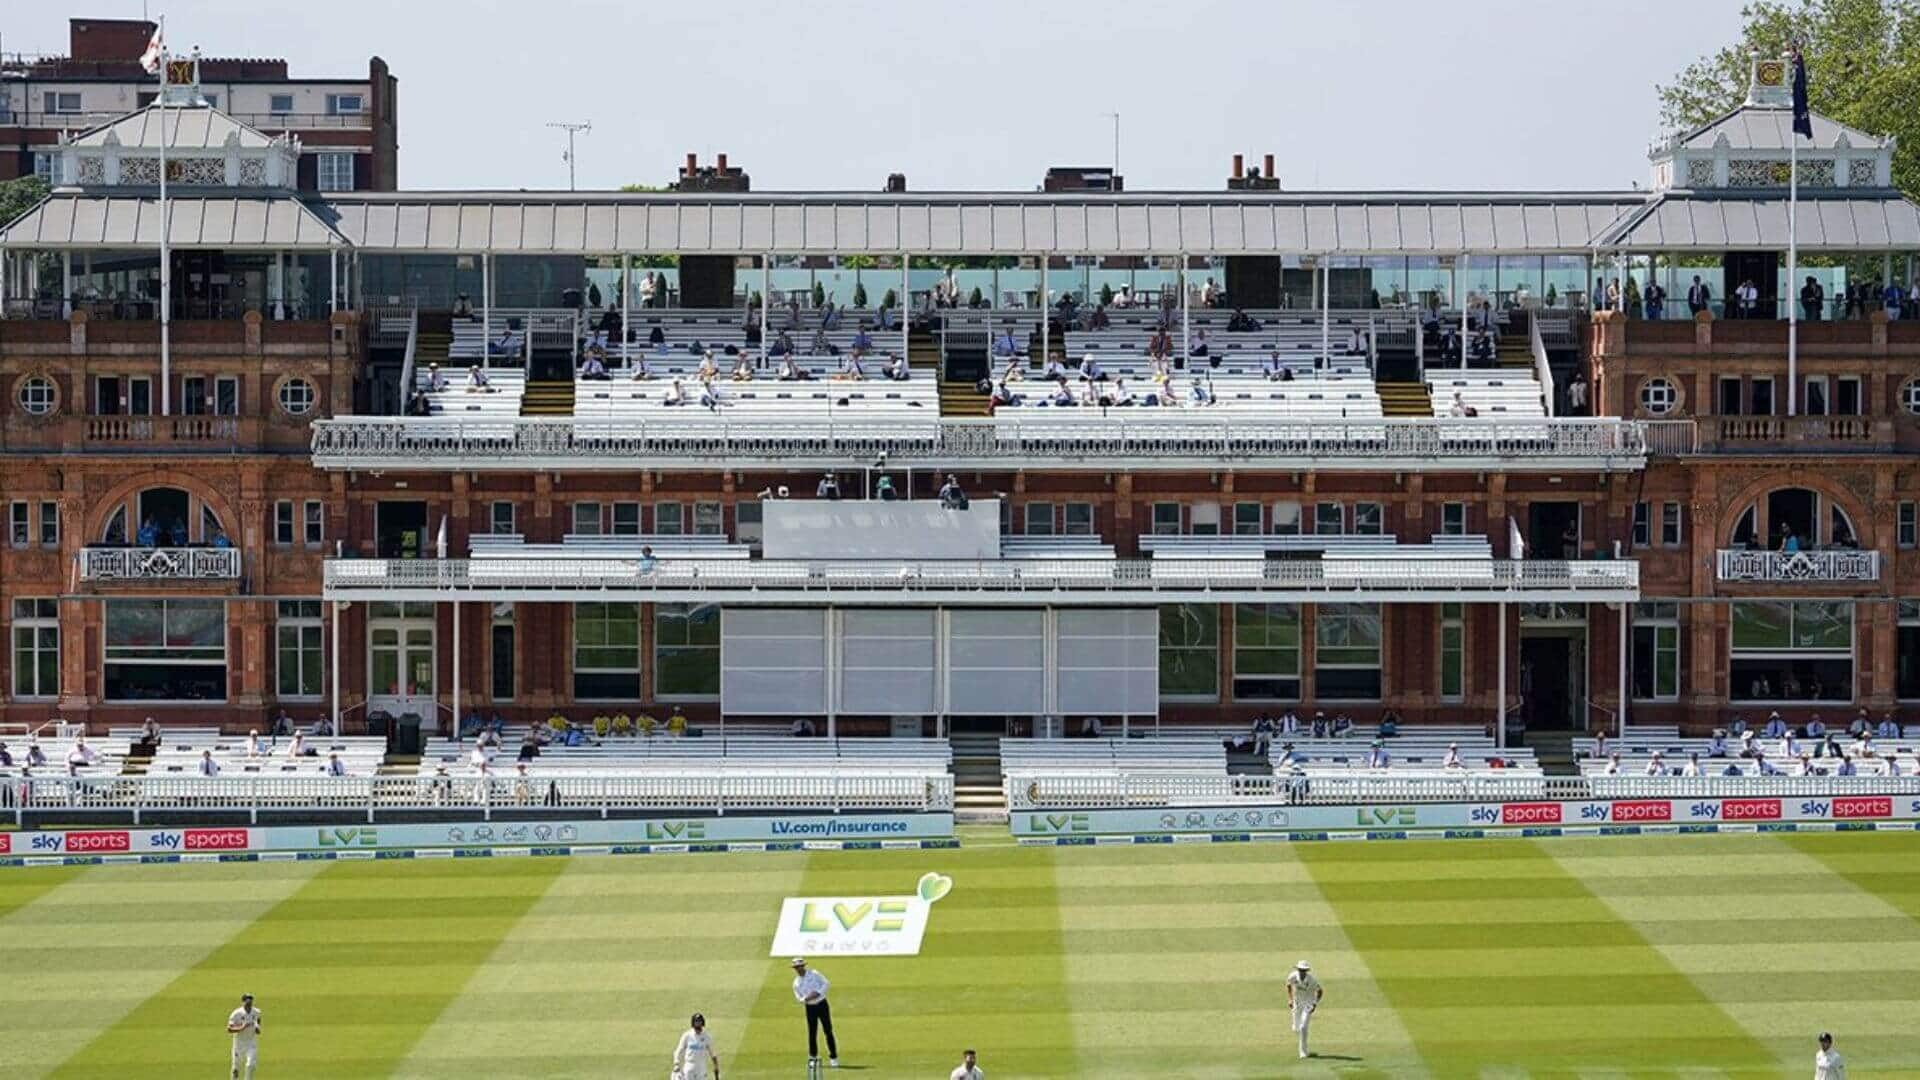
770, 819, 911, 837
1609, 800, 1672, 823
65, 831, 131, 854
1831, 796, 1893, 819
1721, 798, 1782, 821
1501, 803, 1562, 825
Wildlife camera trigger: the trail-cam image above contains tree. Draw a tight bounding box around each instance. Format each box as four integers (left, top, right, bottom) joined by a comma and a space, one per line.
1657, 0, 1920, 201
853, 281, 868, 308
0, 176, 50, 231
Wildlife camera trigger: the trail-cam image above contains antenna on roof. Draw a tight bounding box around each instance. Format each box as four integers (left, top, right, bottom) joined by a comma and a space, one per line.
546, 120, 591, 191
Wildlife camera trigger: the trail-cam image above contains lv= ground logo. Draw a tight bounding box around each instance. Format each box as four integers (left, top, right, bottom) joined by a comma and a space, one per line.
770, 872, 953, 958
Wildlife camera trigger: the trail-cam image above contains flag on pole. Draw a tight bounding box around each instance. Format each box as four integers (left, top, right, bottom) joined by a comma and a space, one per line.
1790, 49, 1813, 139
139, 25, 165, 75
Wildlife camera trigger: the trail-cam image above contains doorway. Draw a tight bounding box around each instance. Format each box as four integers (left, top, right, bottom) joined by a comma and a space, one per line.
376, 501, 429, 559
1520, 631, 1586, 731
368, 613, 437, 729
1722, 252, 1777, 318
1527, 501, 1581, 559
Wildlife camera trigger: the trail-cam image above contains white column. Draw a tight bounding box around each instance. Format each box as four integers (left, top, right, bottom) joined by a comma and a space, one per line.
328, 249, 338, 315
481, 254, 492, 370
1041, 257, 1051, 366
901, 254, 910, 359
1457, 253, 1468, 369
1319, 255, 1330, 363
271, 251, 285, 320
620, 253, 631, 366
1180, 256, 1190, 364
760, 254, 771, 357
824, 607, 837, 740
1617, 601, 1628, 739
62, 250, 72, 317
451, 601, 460, 738
330, 601, 342, 734
1496, 602, 1507, 749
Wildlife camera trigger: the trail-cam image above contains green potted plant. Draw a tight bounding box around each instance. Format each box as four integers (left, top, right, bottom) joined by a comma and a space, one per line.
1544, 283, 1558, 308
1099, 282, 1114, 307
853, 281, 868, 308
882, 288, 898, 309
811, 281, 826, 308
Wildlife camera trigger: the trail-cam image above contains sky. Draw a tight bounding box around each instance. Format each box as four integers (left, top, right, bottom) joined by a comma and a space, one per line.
11, 0, 1751, 193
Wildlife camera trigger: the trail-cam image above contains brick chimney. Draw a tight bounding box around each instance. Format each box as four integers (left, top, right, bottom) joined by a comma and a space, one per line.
885, 173, 908, 193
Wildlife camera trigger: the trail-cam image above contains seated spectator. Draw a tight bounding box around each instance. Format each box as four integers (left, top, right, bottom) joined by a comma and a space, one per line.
451, 293, 474, 318
993, 329, 1020, 358
427, 363, 448, 392
1364, 740, 1390, 769
885, 353, 910, 381
1644, 751, 1666, 776
1041, 355, 1067, 381
139, 715, 163, 748
697, 352, 719, 383
731, 353, 755, 382
1836, 754, 1858, 776
1780, 730, 1800, 758
1080, 715, 1104, 738
581, 352, 610, 381
1048, 377, 1076, 407
1347, 326, 1367, 355
1763, 711, 1787, 738
1187, 377, 1216, 407
325, 752, 348, 777
406, 388, 431, 415
467, 366, 494, 393
1849, 709, 1871, 738
518, 732, 541, 762
1275, 742, 1300, 770
698, 382, 725, 411
1794, 752, 1816, 776
198, 749, 220, 777
1592, 730, 1610, 759
1310, 711, 1329, 738
836, 353, 866, 381
791, 717, 817, 737
488, 329, 522, 357
1755, 755, 1783, 776
1805, 714, 1828, 738
1088, 304, 1111, 330
989, 381, 1021, 409
1707, 730, 1728, 758
1603, 752, 1622, 775
288, 730, 307, 758
780, 355, 811, 381
1249, 714, 1276, 755
1682, 752, 1702, 777
25, 741, 46, 768
1227, 308, 1258, 332
245, 730, 262, 758
1081, 355, 1106, 382
662, 378, 687, 406
939, 474, 968, 510
1727, 714, 1748, 736
1110, 379, 1136, 406
1263, 351, 1287, 381
649, 325, 667, 346
875, 475, 898, 501
1330, 713, 1354, 737
1738, 730, 1760, 759
1442, 742, 1463, 769
770, 330, 796, 357
851, 328, 873, 356
1877, 714, 1900, 739
630, 355, 655, 381
1190, 330, 1211, 359
810, 327, 832, 355
1378, 710, 1401, 737
816, 474, 841, 500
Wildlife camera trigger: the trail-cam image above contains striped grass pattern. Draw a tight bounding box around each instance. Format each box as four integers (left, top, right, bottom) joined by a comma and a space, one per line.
0, 831, 1916, 1077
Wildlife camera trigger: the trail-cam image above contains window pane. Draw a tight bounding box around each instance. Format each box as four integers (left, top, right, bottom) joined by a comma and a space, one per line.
1730, 601, 1791, 650
1159, 602, 1218, 698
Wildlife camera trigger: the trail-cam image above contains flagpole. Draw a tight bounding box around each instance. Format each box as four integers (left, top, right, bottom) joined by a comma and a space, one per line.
1786, 51, 1800, 417
157, 18, 172, 416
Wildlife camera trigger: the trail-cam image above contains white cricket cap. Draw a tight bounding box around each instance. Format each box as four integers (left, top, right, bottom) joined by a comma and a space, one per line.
790, 957, 807, 967
1295, 961, 1311, 971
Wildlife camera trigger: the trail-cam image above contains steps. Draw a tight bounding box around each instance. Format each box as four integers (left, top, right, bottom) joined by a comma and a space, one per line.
1524, 731, 1579, 776
939, 381, 992, 417
1377, 380, 1432, 417
949, 731, 1006, 823
413, 330, 450, 375
521, 379, 576, 417
1497, 337, 1535, 369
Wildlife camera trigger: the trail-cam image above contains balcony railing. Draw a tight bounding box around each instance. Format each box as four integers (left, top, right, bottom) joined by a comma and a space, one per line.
80, 546, 242, 582
1716, 549, 1881, 584
310, 416, 1650, 471
325, 556, 1638, 602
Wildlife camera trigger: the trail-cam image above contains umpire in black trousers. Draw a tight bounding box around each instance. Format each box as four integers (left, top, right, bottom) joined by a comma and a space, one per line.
790, 957, 839, 1065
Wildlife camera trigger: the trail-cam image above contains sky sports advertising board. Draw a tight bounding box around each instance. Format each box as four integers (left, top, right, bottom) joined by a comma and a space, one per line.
0, 813, 954, 858
1012, 795, 1920, 837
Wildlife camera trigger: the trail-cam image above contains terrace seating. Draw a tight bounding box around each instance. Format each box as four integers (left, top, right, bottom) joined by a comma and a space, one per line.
1429, 371, 1547, 418
412, 366, 526, 420
448, 309, 580, 361
1001, 736, 1229, 774
571, 356, 937, 424
421, 733, 952, 777
1573, 722, 1918, 776
146, 734, 389, 777
0, 737, 132, 776
990, 359, 1381, 422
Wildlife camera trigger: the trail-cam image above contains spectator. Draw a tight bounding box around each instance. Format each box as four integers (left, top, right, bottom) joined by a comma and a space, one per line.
1592, 730, 1610, 759
809, 326, 832, 356
1795, 752, 1816, 776
851, 328, 873, 356
875, 475, 898, 501
731, 353, 755, 382
1110, 379, 1136, 406
1330, 713, 1354, 738
288, 730, 307, 759
1805, 714, 1827, 738
791, 717, 817, 737
1603, 752, 1622, 775
25, 740, 46, 768
1442, 743, 1463, 769
1801, 275, 1824, 322
1836, 754, 1857, 777
0, 742, 10, 768
138, 715, 163, 749
1764, 711, 1787, 738
1275, 742, 1300, 770
198, 749, 220, 777
581, 352, 610, 381
939, 475, 967, 510
992, 328, 1020, 358
885, 353, 910, 381
1644, 280, 1666, 320
836, 352, 866, 381
1088, 304, 1110, 330
663, 379, 687, 407
1644, 751, 1667, 776
1081, 355, 1106, 382
1736, 278, 1758, 319
1686, 275, 1710, 315
639, 546, 657, 575
1682, 752, 1702, 778
137, 514, 160, 547
468, 366, 495, 393
817, 474, 841, 500
1346, 326, 1367, 355
697, 352, 720, 383
1191, 329, 1211, 359
1448, 392, 1471, 418
1378, 710, 1401, 737
779, 354, 810, 381
1885, 279, 1905, 319
1876, 713, 1899, 739
1080, 716, 1104, 738
1738, 730, 1760, 759
1567, 371, 1589, 415
1707, 730, 1728, 758
1364, 740, 1390, 769
1781, 730, 1800, 758
325, 752, 347, 777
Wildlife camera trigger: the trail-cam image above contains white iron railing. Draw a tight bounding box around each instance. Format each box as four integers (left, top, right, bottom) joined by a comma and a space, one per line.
1716, 549, 1881, 584
310, 415, 1650, 469
4, 772, 954, 824
324, 556, 1639, 600
1005, 771, 1920, 809
79, 547, 242, 582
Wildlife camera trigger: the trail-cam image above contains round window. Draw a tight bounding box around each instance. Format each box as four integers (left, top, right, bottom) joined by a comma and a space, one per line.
16, 375, 57, 416
277, 377, 316, 416
1638, 377, 1678, 416
1902, 379, 1920, 415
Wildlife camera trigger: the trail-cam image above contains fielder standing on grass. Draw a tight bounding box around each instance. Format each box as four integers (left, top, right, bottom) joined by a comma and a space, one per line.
1286, 960, 1323, 1059
949, 1048, 984, 1079
1815, 1032, 1846, 1080
671, 1012, 719, 1080
791, 957, 839, 1068
226, 992, 262, 1079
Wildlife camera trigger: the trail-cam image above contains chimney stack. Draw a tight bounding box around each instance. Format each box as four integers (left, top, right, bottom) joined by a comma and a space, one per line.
685, 153, 698, 176
1232, 154, 1244, 180
885, 172, 908, 193
1264, 153, 1275, 179
717, 153, 728, 172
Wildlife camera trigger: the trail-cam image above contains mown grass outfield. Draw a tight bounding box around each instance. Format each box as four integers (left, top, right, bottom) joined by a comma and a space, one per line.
3, 829, 1919, 1078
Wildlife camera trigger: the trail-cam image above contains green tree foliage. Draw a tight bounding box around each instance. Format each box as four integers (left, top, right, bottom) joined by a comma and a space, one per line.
0, 176, 50, 231
1657, 0, 1920, 200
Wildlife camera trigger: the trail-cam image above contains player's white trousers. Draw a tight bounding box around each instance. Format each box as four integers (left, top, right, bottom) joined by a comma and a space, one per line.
1291, 1007, 1312, 1056
231, 1043, 257, 1080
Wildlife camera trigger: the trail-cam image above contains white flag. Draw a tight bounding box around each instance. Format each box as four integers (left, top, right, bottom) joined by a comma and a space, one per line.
139, 27, 165, 75
1508, 516, 1526, 561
